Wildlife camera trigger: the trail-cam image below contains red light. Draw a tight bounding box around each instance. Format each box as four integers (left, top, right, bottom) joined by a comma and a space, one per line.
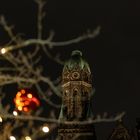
14, 89, 40, 112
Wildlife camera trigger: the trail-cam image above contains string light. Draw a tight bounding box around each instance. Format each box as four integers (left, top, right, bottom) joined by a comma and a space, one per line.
9, 136, 16, 140
25, 136, 32, 140
13, 111, 18, 116
42, 125, 49, 133
14, 89, 40, 112
17, 106, 22, 111
0, 116, 3, 123
27, 93, 33, 99
0, 48, 7, 54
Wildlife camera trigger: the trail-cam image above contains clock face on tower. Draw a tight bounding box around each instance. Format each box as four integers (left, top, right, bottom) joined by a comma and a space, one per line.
63, 71, 80, 81
72, 71, 80, 80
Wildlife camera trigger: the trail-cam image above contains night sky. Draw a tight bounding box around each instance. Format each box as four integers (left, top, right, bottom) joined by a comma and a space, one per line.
0, 0, 140, 139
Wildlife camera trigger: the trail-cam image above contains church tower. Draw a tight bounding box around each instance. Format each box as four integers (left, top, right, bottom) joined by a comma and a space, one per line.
58, 50, 96, 140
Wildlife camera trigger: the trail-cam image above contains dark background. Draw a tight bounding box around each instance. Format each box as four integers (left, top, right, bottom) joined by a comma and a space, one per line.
0, 0, 140, 139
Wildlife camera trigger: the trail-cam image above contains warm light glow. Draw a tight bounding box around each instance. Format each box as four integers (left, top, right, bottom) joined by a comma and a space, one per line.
25, 101, 30, 105
13, 111, 18, 116
32, 97, 40, 106
9, 136, 16, 140
0, 116, 3, 122
42, 125, 49, 133
25, 136, 32, 140
14, 89, 40, 112
16, 92, 21, 97
21, 89, 25, 94
23, 107, 28, 112
0, 48, 7, 54
27, 93, 33, 99
15, 99, 20, 104
18, 106, 22, 111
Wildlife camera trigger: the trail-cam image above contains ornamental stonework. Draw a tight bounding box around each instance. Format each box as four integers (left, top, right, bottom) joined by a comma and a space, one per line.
58, 50, 96, 140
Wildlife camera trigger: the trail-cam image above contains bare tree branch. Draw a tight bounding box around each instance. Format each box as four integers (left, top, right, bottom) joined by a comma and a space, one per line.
35, 0, 46, 39
0, 112, 125, 124
0, 0, 125, 140
0, 26, 101, 53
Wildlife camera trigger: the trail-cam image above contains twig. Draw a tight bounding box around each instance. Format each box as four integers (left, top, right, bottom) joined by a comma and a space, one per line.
0, 112, 125, 124
0, 16, 21, 44
35, 0, 46, 39
0, 26, 101, 53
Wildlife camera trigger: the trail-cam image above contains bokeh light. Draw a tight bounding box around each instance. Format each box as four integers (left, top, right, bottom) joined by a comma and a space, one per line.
25, 136, 32, 140
42, 125, 50, 133
14, 89, 40, 112
0, 48, 7, 54
13, 111, 18, 116
0, 116, 3, 123
9, 136, 16, 140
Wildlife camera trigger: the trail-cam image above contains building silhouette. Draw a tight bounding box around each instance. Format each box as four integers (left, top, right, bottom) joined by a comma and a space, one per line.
58, 50, 139, 140
58, 50, 96, 140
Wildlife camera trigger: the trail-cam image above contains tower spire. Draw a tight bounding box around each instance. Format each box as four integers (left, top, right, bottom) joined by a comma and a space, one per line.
58, 50, 96, 140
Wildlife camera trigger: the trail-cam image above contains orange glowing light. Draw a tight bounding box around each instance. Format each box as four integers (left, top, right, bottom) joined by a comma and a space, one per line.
15, 99, 20, 104
16, 92, 21, 97
23, 107, 28, 112
27, 93, 32, 99
25, 101, 30, 105
21, 89, 25, 94
18, 106, 22, 111
14, 89, 40, 112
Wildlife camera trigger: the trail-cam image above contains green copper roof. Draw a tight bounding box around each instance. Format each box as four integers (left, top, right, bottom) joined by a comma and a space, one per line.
63, 50, 91, 72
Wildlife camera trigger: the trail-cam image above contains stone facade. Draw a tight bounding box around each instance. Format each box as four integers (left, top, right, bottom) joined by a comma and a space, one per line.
58, 50, 139, 140
58, 50, 96, 140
